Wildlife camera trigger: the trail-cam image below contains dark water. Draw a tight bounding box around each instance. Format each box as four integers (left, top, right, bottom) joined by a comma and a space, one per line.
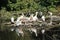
0, 26, 60, 40
0, 30, 19, 40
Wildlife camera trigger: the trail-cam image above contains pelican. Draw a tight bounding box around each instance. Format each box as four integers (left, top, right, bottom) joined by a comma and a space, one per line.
16, 13, 25, 21
15, 28, 24, 37
16, 17, 21, 22
11, 17, 14, 24
16, 17, 22, 27
15, 13, 25, 26
48, 12, 53, 25
41, 15, 45, 22
33, 12, 38, 21
28, 28, 37, 37
18, 13, 29, 24
20, 13, 25, 20
28, 14, 34, 21
15, 21, 22, 27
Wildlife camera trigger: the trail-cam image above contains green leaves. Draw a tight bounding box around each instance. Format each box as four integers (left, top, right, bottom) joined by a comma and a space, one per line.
7, 0, 41, 11
0, 0, 60, 12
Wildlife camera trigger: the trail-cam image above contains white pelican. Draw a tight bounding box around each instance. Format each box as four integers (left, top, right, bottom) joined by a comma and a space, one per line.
15, 28, 24, 37
11, 17, 14, 24
28, 14, 34, 21
16, 13, 25, 22
16, 17, 21, 22
20, 13, 25, 19
28, 28, 37, 37
15, 21, 22, 26
48, 12, 53, 25
18, 13, 29, 25
15, 13, 25, 26
28, 12, 38, 22
41, 15, 45, 22
16, 17, 22, 26
33, 12, 38, 21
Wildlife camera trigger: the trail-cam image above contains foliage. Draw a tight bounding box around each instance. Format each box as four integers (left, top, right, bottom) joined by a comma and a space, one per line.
0, 0, 60, 12
6, 0, 40, 12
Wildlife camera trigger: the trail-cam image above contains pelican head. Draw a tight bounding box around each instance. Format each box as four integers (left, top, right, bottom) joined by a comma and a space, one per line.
36, 12, 38, 14
41, 15, 45, 22
35, 12, 38, 16
11, 17, 14, 24
48, 12, 52, 15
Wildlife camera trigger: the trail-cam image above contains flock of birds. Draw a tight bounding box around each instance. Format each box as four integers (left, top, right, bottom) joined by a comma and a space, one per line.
11, 12, 39, 26
10, 11, 53, 37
